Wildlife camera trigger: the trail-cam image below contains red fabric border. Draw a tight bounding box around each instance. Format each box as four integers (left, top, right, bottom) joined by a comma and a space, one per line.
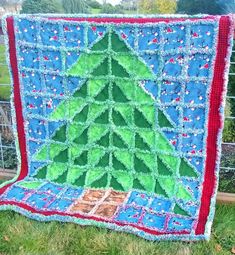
0, 16, 28, 194
195, 16, 232, 235
0, 15, 232, 237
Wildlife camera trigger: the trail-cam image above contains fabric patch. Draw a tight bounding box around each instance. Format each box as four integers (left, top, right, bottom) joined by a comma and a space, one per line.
0, 14, 233, 242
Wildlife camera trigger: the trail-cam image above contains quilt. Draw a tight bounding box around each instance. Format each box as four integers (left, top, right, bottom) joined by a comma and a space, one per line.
0, 14, 233, 241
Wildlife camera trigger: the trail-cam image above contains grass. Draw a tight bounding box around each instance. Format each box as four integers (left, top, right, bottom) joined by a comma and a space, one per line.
0, 44, 11, 101
0, 204, 234, 255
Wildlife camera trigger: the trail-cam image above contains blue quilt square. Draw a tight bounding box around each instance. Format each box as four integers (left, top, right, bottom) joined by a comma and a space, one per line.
190, 24, 214, 49
162, 106, 180, 126
138, 27, 160, 51
181, 178, 200, 200
160, 80, 181, 103
149, 197, 172, 213
40, 22, 61, 47
26, 193, 54, 208
48, 121, 65, 137
142, 54, 159, 74
25, 95, 44, 115
42, 50, 62, 71
63, 187, 83, 198
19, 46, 39, 69
115, 27, 135, 48
168, 216, 194, 231
184, 81, 207, 104
28, 118, 47, 139
21, 71, 43, 93
142, 212, 166, 230
88, 26, 107, 46
17, 19, 37, 43
127, 191, 151, 207
5, 186, 27, 201
44, 98, 62, 115
64, 24, 84, 48
163, 54, 184, 77
65, 51, 81, 69
115, 206, 142, 224
185, 156, 203, 174
38, 182, 64, 195
162, 131, 179, 150
183, 107, 205, 129
188, 54, 211, 77
44, 74, 64, 95
66, 76, 83, 94
139, 80, 158, 99
181, 132, 204, 154
47, 198, 74, 211
163, 25, 186, 50
29, 140, 44, 156
30, 162, 47, 176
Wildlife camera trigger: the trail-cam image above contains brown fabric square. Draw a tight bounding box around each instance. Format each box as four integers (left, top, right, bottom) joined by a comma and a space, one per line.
104, 190, 127, 204
82, 189, 106, 202
94, 204, 118, 219
70, 202, 95, 214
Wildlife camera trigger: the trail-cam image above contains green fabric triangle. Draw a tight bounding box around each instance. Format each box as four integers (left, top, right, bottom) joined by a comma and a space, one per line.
74, 82, 88, 98
173, 204, 190, 217
73, 105, 89, 123
134, 108, 152, 128
91, 33, 109, 51
111, 58, 129, 78
157, 157, 173, 176
73, 171, 86, 187
91, 58, 109, 76
34, 166, 47, 179
54, 148, 68, 163
73, 128, 88, 145
95, 153, 109, 167
113, 155, 126, 170
113, 133, 128, 149
137, 174, 154, 192
133, 178, 145, 190
54, 170, 67, 184
112, 82, 129, 102
134, 155, 151, 173
74, 151, 88, 166
179, 159, 198, 177
111, 32, 130, 53
52, 124, 66, 142
90, 173, 108, 188
112, 110, 127, 126
110, 176, 124, 191
154, 180, 168, 198
94, 109, 109, 124
94, 84, 109, 101
113, 150, 132, 170
97, 132, 110, 147
158, 109, 173, 128
135, 132, 151, 151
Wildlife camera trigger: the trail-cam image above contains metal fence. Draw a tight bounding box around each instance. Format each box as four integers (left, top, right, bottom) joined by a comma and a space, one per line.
0, 35, 234, 192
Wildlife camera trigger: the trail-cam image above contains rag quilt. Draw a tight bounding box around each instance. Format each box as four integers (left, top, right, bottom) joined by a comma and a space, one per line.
0, 14, 233, 241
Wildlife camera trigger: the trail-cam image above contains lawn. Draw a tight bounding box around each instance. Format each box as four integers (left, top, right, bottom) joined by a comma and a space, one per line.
0, 44, 11, 101
0, 204, 234, 255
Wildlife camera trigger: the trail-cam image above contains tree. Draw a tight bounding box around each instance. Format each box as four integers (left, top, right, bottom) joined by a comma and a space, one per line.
177, 0, 223, 15
86, 0, 101, 9
21, 0, 63, 14
100, 3, 124, 14
33, 30, 197, 215
139, 0, 158, 14
156, 0, 176, 14
62, 0, 89, 14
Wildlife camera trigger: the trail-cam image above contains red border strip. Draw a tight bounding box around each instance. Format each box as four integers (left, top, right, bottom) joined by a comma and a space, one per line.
0, 15, 232, 237
0, 200, 190, 236
0, 16, 29, 194
195, 16, 231, 235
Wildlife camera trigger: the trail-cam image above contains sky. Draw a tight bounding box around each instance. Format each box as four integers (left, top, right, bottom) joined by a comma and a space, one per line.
96, 0, 122, 6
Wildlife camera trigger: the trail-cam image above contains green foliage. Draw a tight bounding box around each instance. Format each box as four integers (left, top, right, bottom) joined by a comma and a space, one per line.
86, 0, 101, 9
21, 0, 63, 14
0, 205, 234, 254
0, 45, 10, 101
100, 3, 124, 14
62, 0, 89, 13
177, 0, 223, 14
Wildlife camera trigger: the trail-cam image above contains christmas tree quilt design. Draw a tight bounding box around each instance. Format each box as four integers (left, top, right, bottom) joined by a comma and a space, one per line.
32, 29, 198, 215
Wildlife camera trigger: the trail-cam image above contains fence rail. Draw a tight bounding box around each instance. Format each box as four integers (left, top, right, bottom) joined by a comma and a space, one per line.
0, 35, 234, 192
